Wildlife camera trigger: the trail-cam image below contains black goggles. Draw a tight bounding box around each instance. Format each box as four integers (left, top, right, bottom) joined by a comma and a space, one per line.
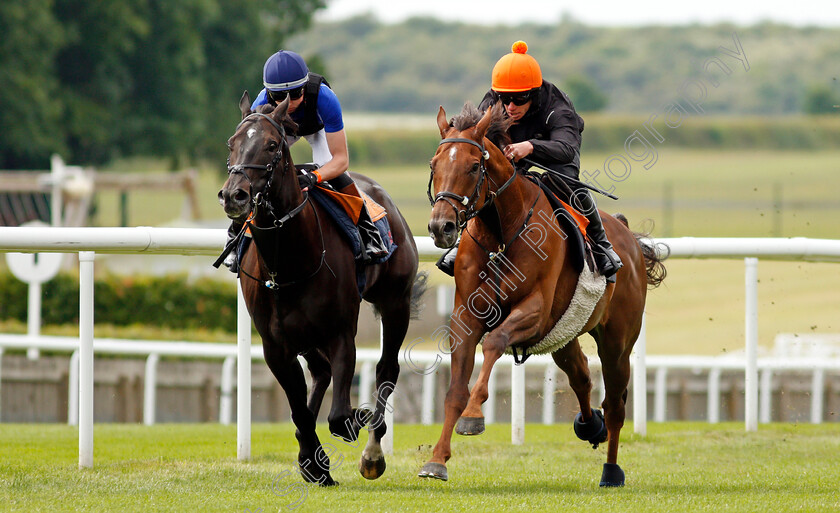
268, 87, 304, 104
497, 91, 532, 106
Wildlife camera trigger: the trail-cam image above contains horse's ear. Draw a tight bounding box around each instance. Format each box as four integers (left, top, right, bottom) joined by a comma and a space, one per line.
474, 103, 495, 141
271, 96, 290, 124
436, 106, 449, 138
239, 91, 251, 119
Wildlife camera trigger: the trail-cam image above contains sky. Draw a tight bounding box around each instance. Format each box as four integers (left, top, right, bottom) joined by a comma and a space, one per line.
315, 0, 840, 27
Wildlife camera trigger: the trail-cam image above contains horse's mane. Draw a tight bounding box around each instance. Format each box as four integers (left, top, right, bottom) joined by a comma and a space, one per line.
450, 102, 513, 150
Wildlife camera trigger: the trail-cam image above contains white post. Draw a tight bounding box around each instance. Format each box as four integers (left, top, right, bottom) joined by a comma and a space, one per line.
220, 356, 235, 425
380, 321, 394, 455
421, 370, 436, 425
654, 367, 667, 422
542, 365, 556, 425
744, 258, 759, 432
143, 354, 159, 426
359, 361, 374, 405
707, 368, 721, 423
633, 314, 647, 434
26, 281, 41, 360
68, 350, 79, 426
511, 361, 525, 445
811, 368, 824, 424
78, 251, 94, 469
485, 370, 497, 424
236, 283, 251, 460
50, 154, 65, 227
759, 368, 773, 424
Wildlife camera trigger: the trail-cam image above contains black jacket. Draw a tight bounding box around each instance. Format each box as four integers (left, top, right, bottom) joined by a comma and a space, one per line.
479, 80, 584, 178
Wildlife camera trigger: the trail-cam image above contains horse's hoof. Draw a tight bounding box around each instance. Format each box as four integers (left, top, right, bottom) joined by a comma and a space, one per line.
455, 416, 485, 436
574, 409, 608, 449
418, 462, 448, 481
359, 455, 386, 480
599, 463, 625, 487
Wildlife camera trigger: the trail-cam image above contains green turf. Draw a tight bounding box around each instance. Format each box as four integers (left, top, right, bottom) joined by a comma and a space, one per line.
2, 423, 839, 512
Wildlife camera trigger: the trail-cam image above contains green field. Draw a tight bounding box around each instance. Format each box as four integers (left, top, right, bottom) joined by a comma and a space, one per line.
2, 423, 839, 512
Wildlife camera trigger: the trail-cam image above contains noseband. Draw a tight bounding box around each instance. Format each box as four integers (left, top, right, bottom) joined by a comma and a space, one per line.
427, 137, 516, 231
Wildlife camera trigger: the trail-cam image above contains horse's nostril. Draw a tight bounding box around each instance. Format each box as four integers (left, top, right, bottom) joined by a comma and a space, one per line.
443, 221, 456, 236
233, 189, 249, 203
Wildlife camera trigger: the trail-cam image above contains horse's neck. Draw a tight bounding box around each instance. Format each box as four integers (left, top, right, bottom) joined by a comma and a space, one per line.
482, 162, 535, 234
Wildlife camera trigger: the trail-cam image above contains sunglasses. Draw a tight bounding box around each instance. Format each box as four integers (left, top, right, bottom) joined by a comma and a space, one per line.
268, 87, 304, 104
497, 92, 532, 106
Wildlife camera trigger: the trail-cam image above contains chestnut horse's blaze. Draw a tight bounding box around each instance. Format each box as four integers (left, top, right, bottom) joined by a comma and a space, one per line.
219, 92, 425, 486
421, 102, 666, 486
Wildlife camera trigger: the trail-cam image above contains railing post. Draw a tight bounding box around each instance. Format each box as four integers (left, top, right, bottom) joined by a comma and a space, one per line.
359, 360, 374, 406
143, 353, 159, 425
744, 258, 759, 432
236, 283, 251, 460
707, 368, 721, 423
759, 368, 773, 423
220, 356, 235, 425
811, 368, 825, 424
511, 361, 525, 445
654, 367, 668, 422
485, 370, 497, 424
78, 251, 95, 469
421, 370, 436, 425
542, 364, 556, 425
633, 314, 647, 435
68, 350, 79, 426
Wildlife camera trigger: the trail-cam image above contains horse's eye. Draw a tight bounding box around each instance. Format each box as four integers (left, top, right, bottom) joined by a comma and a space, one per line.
470, 162, 480, 173
267, 141, 277, 151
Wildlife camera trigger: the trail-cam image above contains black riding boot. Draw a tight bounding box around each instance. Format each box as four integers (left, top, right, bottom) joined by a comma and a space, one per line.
222, 221, 243, 273
576, 190, 623, 282
436, 242, 458, 277
358, 205, 389, 262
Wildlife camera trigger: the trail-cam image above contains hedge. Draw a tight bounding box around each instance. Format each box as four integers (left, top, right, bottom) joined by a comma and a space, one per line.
0, 272, 236, 332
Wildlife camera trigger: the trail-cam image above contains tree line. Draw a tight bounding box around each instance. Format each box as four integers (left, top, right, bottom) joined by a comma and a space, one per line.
0, 0, 323, 169
288, 16, 840, 117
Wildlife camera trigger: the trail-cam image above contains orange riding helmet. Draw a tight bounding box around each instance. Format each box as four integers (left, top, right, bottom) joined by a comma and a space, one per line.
491, 41, 543, 92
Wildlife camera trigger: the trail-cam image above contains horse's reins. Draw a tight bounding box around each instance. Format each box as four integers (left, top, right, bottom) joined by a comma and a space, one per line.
223, 112, 328, 290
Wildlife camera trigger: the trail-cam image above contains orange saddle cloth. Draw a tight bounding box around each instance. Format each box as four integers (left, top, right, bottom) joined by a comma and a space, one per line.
316, 187, 387, 223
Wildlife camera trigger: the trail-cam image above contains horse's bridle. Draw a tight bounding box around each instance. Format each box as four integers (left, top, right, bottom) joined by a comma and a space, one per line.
427, 137, 517, 233
225, 112, 326, 289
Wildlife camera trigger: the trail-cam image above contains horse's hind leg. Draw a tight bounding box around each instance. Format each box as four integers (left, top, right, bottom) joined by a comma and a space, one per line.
359, 300, 410, 480
303, 349, 331, 416
552, 338, 607, 448
596, 328, 635, 487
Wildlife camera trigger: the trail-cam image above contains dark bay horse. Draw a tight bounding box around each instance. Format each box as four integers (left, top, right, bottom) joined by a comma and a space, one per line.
420, 103, 666, 486
219, 93, 424, 486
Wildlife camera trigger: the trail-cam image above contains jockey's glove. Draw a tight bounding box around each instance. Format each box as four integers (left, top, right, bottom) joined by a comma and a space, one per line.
297, 172, 319, 190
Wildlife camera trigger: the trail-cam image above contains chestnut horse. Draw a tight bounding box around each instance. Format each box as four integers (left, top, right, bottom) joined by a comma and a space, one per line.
420, 103, 666, 486
219, 93, 424, 486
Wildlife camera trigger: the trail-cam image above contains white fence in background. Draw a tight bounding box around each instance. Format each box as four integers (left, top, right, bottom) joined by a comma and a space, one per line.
1, 227, 839, 468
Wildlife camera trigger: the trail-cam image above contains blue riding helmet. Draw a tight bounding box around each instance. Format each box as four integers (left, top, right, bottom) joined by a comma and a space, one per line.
263, 50, 309, 91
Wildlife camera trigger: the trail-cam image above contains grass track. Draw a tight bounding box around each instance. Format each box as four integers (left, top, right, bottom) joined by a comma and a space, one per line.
2, 423, 839, 512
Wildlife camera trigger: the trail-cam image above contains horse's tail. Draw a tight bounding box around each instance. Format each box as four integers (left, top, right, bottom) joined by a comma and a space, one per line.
614, 214, 669, 289
409, 271, 429, 319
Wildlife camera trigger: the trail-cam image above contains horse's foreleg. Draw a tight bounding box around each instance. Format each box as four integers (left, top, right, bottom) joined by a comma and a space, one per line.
359, 300, 410, 480
263, 343, 337, 486
418, 322, 479, 481
457, 298, 544, 436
